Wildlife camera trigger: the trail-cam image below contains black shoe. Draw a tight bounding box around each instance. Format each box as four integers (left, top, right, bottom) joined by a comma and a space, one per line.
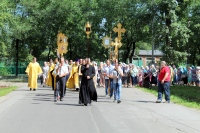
54, 99, 57, 102
117, 100, 121, 103
33, 89, 36, 91
60, 98, 63, 101
76, 88, 79, 91
30, 88, 32, 91
84, 104, 87, 106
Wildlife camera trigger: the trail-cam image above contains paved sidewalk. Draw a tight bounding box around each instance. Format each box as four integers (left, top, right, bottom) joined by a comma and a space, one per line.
0, 83, 200, 133
0, 81, 27, 104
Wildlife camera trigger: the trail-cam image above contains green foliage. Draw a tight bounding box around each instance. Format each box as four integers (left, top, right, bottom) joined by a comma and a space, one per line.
0, 0, 199, 65
0, 63, 10, 76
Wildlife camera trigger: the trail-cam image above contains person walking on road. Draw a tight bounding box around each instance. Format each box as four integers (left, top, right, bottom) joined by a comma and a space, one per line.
25, 57, 42, 91
79, 58, 97, 106
112, 63, 123, 103
55, 57, 68, 102
156, 61, 171, 103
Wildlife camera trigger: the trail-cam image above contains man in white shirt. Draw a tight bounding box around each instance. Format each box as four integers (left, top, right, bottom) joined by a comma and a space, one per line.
103, 60, 114, 97
112, 63, 123, 103
54, 57, 68, 102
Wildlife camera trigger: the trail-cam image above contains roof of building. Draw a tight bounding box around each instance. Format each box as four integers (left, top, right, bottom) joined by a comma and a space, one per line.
138, 50, 163, 56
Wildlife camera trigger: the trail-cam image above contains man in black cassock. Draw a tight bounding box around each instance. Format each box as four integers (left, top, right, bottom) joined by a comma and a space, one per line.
79, 58, 97, 106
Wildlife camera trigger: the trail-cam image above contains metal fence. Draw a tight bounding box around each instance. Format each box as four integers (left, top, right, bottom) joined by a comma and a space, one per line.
0, 61, 44, 75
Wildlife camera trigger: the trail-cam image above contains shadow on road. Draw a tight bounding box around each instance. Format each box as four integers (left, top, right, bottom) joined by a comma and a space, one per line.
54, 103, 83, 106
31, 103, 40, 104
98, 95, 106, 98
37, 88, 53, 91
35, 93, 54, 97
33, 98, 52, 102
96, 100, 111, 103
14, 89, 31, 91
134, 100, 156, 103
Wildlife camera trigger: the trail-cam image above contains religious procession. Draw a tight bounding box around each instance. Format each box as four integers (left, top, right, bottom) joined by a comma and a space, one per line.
2, 1, 200, 132
24, 21, 200, 107
25, 55, 200, 106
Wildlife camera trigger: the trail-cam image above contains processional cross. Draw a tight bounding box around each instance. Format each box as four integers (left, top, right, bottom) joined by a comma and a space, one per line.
113, 23, 126, 41
111, 38, 122, 59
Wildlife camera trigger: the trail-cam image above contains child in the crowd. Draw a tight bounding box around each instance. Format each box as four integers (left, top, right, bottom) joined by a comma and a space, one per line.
138, 73, 143, 87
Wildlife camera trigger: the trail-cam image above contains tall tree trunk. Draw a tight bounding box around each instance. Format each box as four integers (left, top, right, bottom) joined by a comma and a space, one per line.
124, 33, 131, 63
124, 44, 130, 63
32, 47, 37, 57
192, 51, 196, 65
47, 47, 51, 61
129, 42, 136, 63
15, 39, 19, 76
166, 8, 171, 46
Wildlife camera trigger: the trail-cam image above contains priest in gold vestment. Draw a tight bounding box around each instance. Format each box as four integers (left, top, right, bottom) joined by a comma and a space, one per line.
66, 59, 79, 91
53, 58, 59, 90
47, 59, 55, 90
25, 57, 42, 91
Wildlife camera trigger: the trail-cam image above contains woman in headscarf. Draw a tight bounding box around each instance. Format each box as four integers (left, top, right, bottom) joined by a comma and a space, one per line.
187, 67, 192, 86
143, 66, 150, 88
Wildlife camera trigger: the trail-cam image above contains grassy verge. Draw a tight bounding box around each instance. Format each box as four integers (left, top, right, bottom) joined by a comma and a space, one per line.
137, 86, 200, 110
0, 78, 27, 82
0, 86, 18, 97
0, 75, 28, 82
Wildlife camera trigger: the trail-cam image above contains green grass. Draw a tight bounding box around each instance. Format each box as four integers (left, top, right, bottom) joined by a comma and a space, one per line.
137, 86, 200, 110
0, 86, 18, 97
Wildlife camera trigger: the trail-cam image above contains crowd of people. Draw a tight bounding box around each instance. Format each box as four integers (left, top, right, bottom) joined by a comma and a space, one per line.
25, 57, 200, 106
97, 62, 200, 88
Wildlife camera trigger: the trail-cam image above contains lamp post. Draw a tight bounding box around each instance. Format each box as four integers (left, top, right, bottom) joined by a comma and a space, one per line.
85, 21, 91, 57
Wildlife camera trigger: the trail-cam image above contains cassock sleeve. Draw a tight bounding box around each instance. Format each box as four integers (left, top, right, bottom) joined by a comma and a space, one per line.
25, 63, 31, 75
89, 66, 95, 79
38, 64, 43, 74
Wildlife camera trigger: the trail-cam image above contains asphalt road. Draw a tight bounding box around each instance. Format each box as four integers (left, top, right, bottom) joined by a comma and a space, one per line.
0, 83, 200, 133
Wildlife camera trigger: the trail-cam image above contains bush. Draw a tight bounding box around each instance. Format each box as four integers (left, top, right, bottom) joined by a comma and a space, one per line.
0, 66, 10, 76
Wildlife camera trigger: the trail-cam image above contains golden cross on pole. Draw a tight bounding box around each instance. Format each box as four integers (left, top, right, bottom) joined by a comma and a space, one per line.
111, 38, 122, 60
113, 23, 126, 41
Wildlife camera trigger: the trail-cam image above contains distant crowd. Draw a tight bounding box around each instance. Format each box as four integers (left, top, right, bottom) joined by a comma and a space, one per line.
97, 62, 200, 88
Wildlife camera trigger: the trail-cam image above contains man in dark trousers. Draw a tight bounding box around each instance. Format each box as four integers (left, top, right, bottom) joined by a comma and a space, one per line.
79, 58, 97, 106
54, 57, 68, 102
156, 61, 171, 103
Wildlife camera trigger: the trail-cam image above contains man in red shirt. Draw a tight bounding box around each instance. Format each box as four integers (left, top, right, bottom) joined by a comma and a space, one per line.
156, 61, 171, 103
